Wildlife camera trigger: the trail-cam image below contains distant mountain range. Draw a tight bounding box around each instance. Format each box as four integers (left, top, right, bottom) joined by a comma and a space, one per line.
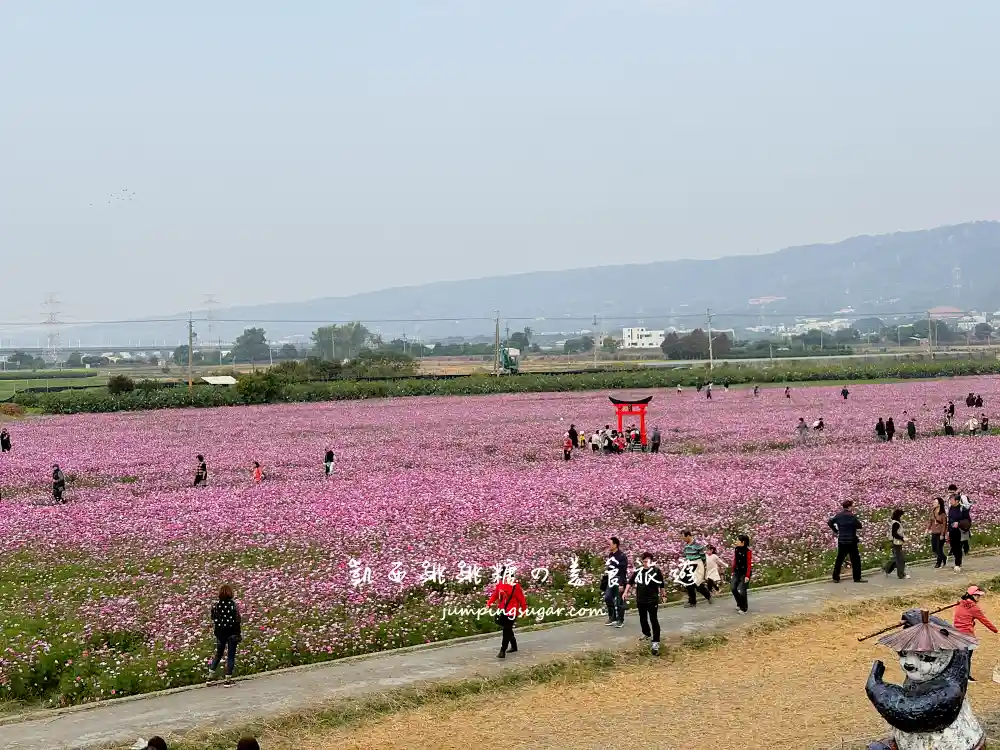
10, 221, 1000, 347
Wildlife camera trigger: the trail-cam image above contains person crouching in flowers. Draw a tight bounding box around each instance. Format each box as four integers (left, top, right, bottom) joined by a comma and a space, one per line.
251, 461, 264, 483
209, 584, 242, 687
486, 567, 526, 659
194, 454, 208, 487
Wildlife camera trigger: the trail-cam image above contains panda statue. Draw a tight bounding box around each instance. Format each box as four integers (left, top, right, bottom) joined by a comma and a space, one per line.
866, 609, 984, 750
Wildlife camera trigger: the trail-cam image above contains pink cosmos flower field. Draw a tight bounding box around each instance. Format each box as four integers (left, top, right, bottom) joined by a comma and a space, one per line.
0, 376, 998, 705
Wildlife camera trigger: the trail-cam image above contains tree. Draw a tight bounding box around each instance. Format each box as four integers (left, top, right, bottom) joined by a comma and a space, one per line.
231, 327, 271, 364
509, 328, 531, 351
853, 317, 885, 335
660, 332, 682, 358
686, 329, 709, 358
834, 328, 860, 344
8, 351, 33, 368
311, 322, 372, 361
601, 336, 620, 353
712, 331, 732, 357
66, 351, 83, 368
147, 355, 159, 366
580, 335, 595, 352
975, 322, 994, 340
172, 345, 204, 366
279, 343, 299, 360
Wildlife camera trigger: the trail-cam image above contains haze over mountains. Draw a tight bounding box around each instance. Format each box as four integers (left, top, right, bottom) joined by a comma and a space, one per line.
8, 221, 1000, 347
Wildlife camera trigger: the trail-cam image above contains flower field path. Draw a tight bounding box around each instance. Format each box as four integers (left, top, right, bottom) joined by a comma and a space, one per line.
5, 554, 1000, 750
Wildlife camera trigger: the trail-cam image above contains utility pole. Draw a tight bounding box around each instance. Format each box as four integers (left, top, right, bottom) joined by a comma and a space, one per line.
706, 308, 715, 370
593, 314, 599, 368
187, 313, 194, 393
927, 311, 934, 359
42, 294, 62, 366
493, 311, 500, 375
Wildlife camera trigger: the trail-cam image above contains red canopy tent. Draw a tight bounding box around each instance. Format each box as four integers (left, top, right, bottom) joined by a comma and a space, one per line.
609, 396, 653, 446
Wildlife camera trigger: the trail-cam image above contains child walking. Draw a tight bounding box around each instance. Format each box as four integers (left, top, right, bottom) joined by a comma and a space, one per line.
882, 508, 909, 579
953, 586, 997, 681
704, 544, 726, 596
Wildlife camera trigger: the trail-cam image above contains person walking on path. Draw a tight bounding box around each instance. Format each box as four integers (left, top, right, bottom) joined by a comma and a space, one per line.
624, 552, 664, 655
784, 386, 791, 399
194, 455, 208, 487
875, 418, 887, 442
882, 508, 909, 579
906, 417, 917, 441
753, 384, 760, 397
602, 537, 628, 627
953, 586, 996, 680
486, 566, 527, 659
828, 500, 866, 583
650, 426, 661, 454
950, 484, 973, 556
885, 417, 896, 442
947, 494, 971, 573
562, 432, 574, 461
927, 497, 948, 568
52, 464, 66, 504
0, 428, 11, 453
731, 534, 752, 613
704, 544, 726, 596
681, 530, 712, 607
841, 386, 850, 400
324, 448, 335, 477
706, 383, 713, 400
208, 584, 242, 687
567, 424, 578, 450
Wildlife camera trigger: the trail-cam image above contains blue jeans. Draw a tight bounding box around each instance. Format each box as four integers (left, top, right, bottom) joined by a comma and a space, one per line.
211, 635, 239, 676
604, 586, 624, 623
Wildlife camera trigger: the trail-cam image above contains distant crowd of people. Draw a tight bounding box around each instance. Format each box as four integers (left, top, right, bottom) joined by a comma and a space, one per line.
561, 423, 662, 459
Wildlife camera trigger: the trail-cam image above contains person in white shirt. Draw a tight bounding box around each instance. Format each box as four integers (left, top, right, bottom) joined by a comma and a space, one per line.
590, 430, 601, 453
704, 544, 726, 595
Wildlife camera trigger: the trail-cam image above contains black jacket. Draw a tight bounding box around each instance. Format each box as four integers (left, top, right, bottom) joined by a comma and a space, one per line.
733, 546, 751, 579
604, 551, 628, 587
211, 596, 242, 641
947, 505, 970, 533
828, 511, 862, 545
628, 566, 664, 604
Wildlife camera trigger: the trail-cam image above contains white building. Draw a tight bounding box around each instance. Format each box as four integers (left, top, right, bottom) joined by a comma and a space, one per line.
621, 327, 666, 349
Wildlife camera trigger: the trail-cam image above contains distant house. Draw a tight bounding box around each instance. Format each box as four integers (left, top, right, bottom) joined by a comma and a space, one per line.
622, 327, 666, 349
929, 306, 964, 320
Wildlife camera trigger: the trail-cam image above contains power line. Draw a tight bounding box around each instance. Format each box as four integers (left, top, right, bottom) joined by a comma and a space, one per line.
0, 310, 985, 327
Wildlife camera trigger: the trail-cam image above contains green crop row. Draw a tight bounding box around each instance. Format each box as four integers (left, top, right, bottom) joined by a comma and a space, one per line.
11, 358, 1000, 414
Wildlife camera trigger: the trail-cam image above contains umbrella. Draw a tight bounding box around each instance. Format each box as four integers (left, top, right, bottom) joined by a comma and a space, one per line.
879, 609, 978, 652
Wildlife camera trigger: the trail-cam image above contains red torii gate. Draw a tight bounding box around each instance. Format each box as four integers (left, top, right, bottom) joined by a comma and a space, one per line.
609, 395, 652, 446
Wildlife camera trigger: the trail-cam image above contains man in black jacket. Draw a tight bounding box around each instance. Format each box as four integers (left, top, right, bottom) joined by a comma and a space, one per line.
625, 552, 664, 654
602, 537, 628, 627
828, 500, 867, 583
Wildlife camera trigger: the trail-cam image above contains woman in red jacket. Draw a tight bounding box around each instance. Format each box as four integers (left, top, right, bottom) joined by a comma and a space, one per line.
952, 585, 997, 680
486, 567, 527, 659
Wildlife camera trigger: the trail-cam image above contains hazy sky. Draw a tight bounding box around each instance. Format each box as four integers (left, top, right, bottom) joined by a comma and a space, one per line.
3, 0, 1000, 323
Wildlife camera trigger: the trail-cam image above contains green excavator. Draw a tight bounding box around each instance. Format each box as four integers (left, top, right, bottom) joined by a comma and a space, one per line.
499, 346, 520, 374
